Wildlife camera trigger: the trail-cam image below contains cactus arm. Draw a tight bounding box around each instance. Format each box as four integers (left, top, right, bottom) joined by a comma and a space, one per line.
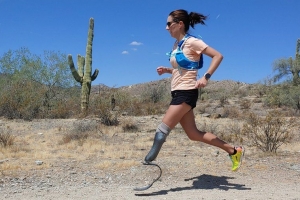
77, 55, 85, 77
91, 69, 99, 81
68, 54, 82, 83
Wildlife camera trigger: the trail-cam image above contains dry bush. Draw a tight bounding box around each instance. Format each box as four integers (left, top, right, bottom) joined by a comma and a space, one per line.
124, 100, 144, 116
43, 87, 81, 119
91, 96, 119, 126
121, 118, 139, 132
0, 81, 42, 120
218, 120, 244, 144
0, 79, 81, 120
252, 98, 262, 103
44, 98, 79, 119
197, 119, 219, 134
61, 120, 99, 145
198, 88, 209, 101
239, 99, 252, 110
221, 106, 241, 119
195, 103, 206, 114
235, 88, 249, 98
143, 102, 166, 116
242, 111, 296, 153
122, 100, 167, 116
140, 84, 169, 104
0, 126, 15, 147
100, 111, 119, 126
219, 95, 229, 107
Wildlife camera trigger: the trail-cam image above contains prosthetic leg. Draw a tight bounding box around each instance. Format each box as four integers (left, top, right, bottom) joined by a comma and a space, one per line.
134, 123, 171, 191
144, 122, 171, 163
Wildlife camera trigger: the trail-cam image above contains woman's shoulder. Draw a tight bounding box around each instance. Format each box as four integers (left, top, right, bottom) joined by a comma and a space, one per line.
186, 36, 208, 50
186, 36, 205, 44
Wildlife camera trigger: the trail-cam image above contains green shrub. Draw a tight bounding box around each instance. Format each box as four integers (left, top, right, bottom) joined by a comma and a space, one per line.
242, 111, 296, 153
264, 84, 300, 110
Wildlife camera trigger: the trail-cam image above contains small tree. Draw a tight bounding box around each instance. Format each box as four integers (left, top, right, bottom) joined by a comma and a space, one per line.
273, 39, 300, 86
264, 83, 300, 110
242, 111, 296, 153
0, 47, 78, 119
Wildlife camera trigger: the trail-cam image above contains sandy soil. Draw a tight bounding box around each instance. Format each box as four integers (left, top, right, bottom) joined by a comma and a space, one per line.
0, 117, 300, 200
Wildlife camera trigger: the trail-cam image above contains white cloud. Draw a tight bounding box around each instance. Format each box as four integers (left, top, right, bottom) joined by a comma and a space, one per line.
130, 41, 143, 46
121, 51, 129, 54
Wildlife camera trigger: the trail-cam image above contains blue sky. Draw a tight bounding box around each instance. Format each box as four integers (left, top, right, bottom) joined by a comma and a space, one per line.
1, 0, 299, 87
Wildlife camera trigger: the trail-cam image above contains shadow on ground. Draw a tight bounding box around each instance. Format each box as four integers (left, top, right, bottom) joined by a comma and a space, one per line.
135, 173, 251, 197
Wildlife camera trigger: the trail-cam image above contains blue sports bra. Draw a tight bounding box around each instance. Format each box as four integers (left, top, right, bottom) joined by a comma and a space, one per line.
167, 34, 203, 71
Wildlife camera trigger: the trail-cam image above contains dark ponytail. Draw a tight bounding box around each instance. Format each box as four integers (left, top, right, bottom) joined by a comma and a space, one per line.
169, 9, 208, 32
189, 12, 207, 29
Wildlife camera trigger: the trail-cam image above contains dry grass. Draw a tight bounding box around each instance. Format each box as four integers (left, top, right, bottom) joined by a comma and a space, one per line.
1, 93, 300, 175
0, 118, 150, 173
0, 126, 15, 147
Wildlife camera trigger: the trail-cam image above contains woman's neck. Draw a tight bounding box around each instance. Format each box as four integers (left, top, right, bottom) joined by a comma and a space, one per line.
175, 33, 186, 43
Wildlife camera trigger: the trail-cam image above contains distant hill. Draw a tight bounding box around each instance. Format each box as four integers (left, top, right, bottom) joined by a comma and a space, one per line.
92, 78, 255, 96
91, 83, 112, 94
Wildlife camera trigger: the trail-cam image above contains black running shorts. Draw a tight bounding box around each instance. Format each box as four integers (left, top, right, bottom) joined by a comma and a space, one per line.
170, 89, 199, 109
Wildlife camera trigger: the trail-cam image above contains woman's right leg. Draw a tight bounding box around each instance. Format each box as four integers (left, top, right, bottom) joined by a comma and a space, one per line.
179, 109, 235, 155
180, 110, 244, 171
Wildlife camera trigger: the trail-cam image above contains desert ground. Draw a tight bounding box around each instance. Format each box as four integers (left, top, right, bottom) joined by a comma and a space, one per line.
0, 113, 300, 200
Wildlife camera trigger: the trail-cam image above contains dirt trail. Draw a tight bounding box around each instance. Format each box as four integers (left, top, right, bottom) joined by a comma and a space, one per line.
1, 118, 300, 200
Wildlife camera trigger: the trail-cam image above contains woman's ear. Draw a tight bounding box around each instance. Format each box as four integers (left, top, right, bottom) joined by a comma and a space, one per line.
178, 21, 184, 29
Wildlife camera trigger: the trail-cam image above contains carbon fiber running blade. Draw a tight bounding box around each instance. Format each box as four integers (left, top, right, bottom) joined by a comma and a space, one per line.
133, 162, 162, 191
133, 183, 154, 191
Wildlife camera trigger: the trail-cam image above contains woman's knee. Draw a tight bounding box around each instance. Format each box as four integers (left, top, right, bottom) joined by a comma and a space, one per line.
186, 134, 197, 141
185, 130, 205, 141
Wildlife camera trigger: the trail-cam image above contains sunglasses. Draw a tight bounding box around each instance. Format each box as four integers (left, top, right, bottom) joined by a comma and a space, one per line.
166, 21, 175, 27
166, 19, 179, 27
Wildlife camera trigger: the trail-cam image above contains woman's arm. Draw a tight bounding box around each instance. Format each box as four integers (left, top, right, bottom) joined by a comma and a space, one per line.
157, 66, 173, 75
195, 46, 223, 88
202, 46, 223, 75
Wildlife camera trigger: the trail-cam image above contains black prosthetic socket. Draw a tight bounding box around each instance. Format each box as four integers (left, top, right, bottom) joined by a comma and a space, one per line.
144, 131, 167, 163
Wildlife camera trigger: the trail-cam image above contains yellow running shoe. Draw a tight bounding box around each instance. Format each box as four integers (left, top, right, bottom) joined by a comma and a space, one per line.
229, 146, 244, 171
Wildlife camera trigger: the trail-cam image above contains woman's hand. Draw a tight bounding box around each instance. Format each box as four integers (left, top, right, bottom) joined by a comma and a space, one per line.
157, 67, 168, 75
195, 76, 208, 88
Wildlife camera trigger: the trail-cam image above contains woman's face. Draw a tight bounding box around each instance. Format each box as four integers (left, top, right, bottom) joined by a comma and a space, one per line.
166, 16, 180, 38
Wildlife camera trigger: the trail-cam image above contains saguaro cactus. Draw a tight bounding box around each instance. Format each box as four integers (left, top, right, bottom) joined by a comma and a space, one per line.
296, 39, 300, 63
68, 18, 99, 114
293, 39, 300, 85
274, 39, 300, 86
